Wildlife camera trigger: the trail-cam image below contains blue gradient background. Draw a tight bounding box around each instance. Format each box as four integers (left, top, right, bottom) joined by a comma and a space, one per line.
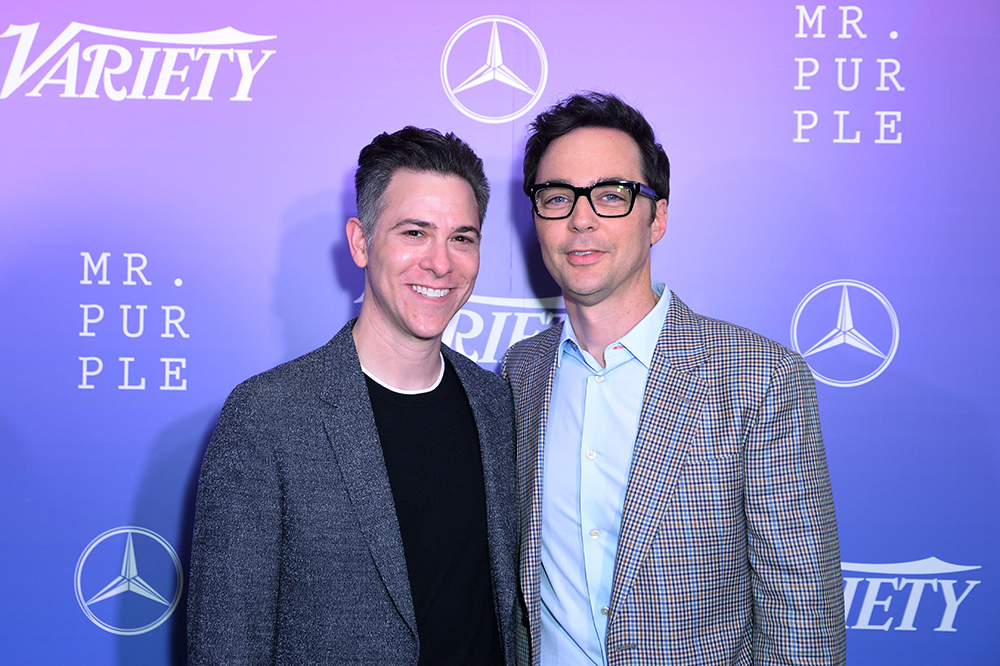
1, 1, 997, 663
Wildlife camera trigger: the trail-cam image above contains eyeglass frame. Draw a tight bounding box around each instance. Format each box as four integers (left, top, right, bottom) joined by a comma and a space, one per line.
527, 180, 660, 220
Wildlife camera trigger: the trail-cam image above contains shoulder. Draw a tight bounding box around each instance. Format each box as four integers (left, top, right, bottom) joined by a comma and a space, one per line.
668, 296, 811, 398
703, 314, 792, 362
219, 322, 355, 425
501, 322, 561, 378
673, 294, 799, 366
444, 344, 506, 391
443, 345, 512, 415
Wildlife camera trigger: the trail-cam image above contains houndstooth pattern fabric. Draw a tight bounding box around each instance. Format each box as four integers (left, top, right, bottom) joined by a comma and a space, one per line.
502, 294, 845, 666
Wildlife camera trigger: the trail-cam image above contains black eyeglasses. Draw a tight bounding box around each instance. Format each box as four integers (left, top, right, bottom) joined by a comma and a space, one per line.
528, 180, 658, 220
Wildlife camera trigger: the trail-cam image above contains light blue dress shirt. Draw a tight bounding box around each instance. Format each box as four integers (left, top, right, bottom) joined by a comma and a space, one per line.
540, 283, 671, 666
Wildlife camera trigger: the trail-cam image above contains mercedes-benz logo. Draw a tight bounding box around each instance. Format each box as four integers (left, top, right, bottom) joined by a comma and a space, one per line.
790, 279, 899, 388
441, 15, 547, 124
74, 526, 184, 636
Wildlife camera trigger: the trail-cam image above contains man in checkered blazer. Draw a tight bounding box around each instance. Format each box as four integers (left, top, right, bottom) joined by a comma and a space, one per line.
502, 93, 845, 665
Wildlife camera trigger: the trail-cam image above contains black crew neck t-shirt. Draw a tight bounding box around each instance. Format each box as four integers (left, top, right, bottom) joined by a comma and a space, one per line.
364, 358, 502, 665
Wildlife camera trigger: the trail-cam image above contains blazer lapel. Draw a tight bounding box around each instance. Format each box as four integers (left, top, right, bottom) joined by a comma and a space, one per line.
609, 295, 711, 617
517, 329, 561, 652
319, 324, 417, 639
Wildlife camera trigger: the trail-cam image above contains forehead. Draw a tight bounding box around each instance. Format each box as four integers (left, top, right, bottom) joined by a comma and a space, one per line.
535, 127, 643, 184
375, 169, 480, 232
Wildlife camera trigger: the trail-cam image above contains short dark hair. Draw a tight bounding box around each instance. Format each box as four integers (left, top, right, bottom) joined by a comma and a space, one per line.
523, 92, 670, 205
355, 126, 490, 241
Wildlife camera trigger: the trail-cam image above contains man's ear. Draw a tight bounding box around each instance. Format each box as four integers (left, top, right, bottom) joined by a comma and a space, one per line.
346, 217, 369, 268
650, 199, 668, 246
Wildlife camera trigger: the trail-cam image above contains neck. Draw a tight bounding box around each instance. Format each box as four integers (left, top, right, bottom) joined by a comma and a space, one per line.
564, 285, 659, 367
352, 309, 443, 391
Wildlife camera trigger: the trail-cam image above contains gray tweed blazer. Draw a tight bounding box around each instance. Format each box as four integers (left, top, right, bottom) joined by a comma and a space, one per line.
187, 321, 518, 665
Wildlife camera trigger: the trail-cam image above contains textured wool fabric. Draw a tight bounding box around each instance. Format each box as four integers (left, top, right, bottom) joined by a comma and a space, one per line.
502, 294, 845, 666
187, 321, 518, 665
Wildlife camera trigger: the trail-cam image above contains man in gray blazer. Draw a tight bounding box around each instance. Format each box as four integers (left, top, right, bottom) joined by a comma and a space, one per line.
188, 127, 517, 665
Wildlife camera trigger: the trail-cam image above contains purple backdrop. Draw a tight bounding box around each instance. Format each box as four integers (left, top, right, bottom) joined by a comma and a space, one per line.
1, 1, 998, 664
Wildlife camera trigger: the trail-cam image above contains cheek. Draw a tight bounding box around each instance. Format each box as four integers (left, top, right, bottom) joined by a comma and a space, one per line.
459, 251, 480, 278
533, 218, 549, 242
386, 248, 422, 271
534, 226, 558, 252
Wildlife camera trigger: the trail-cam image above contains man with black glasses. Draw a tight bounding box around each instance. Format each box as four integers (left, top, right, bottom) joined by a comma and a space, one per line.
503, 92, 845, 665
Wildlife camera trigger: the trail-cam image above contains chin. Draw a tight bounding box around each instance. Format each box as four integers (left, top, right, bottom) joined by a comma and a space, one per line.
564, 280, 606, 301
405, 318, 453, 341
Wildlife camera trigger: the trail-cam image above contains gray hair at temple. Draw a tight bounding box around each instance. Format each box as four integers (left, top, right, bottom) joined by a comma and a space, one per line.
354, 126, 490, 242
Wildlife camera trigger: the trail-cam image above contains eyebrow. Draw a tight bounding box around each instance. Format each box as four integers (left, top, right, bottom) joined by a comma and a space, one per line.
539, 176, 631, 187
390, 218, 433, 231
389, 219, 481, 236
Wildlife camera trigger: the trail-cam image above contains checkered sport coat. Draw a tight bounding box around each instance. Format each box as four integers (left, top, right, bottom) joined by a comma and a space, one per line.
501, 293, 845, 666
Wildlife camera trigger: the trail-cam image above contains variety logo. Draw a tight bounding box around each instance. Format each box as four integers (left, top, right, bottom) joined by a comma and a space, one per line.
443, 294, 565, 364
74, 526, 184, 635
790, 279, 899, 387
440, 15, 547, 124
1, 22, 275, 101
842, 557, 981, 632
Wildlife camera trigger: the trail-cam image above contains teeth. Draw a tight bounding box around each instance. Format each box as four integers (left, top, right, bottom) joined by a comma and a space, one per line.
570, 251, 595, 255
411, 285, 451, 299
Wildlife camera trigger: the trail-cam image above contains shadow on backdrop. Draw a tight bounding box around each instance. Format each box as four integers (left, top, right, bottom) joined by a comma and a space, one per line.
273, 171, 362, 362
121, 406, 219, 666
508, 150, 560, 301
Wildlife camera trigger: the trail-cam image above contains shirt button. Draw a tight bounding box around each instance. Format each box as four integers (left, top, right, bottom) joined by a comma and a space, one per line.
601, 606, 611, 616
586, 450, 596, 460
590, 529, 600, 539
595, 374, 605, 383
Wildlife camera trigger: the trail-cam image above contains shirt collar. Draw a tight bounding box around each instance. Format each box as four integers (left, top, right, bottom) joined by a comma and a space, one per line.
557, 282, 671, 369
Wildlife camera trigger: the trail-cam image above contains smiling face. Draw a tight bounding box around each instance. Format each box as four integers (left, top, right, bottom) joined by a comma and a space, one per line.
533, 127, 666, 312
347, 169, 481, 346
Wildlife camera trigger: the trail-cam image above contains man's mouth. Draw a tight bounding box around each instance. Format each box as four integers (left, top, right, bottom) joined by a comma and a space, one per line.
411, 285, 451, 299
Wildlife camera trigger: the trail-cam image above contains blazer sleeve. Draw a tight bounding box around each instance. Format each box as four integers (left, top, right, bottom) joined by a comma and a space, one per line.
187, 386, 282, 666
744, 351, 846, 665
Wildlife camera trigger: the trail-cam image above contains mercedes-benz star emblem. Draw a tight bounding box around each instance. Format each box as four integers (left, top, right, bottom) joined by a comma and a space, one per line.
441, 15, 547, 124
74, 526, 184, 636
790, 279, 899, 388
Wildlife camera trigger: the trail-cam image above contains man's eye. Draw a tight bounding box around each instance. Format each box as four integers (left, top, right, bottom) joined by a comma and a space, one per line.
404, 229, 423, 237
545, 195, 569, 206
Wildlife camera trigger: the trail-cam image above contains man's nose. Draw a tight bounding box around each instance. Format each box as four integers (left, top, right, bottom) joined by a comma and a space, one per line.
420, 238, 453, 276
567, 194, 599, 232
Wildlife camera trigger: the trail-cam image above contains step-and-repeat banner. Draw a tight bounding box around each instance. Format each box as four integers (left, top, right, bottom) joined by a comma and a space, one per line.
2, 1, 997, 664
